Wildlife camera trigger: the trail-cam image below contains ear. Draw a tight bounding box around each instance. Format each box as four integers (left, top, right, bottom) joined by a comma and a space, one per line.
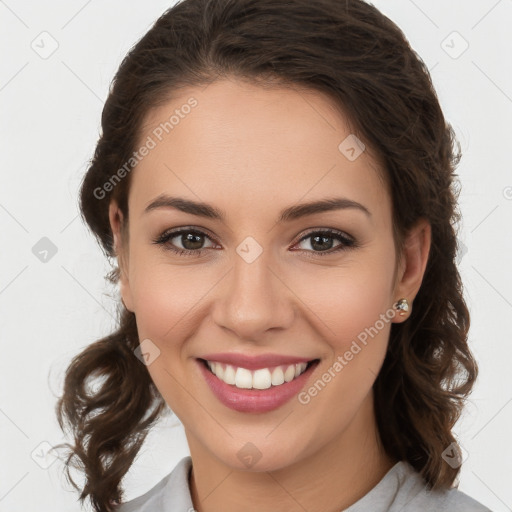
392, 218, 431, 324
108, 200, 134, 313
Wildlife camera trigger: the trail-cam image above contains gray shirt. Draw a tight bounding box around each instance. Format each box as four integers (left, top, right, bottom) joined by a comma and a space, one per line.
116, 456, 492, 511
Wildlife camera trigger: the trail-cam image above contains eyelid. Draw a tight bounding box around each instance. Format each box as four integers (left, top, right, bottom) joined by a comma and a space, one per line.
154, 226, 352, 244
153, 225, 356, 256
154, 225, 218, 242
291, 227, 356, 254
296, 227, 354, 243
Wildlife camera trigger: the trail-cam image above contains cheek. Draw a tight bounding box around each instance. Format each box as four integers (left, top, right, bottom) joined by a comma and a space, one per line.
327, 274, 394, 352
128, 247, 219, 345
293, 251, 396, 416
127, 250, 212, 413
292, 250, 395, 402
296, 251, 396, 345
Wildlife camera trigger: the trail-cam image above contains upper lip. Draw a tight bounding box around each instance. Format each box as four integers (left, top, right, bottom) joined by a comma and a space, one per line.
199, 352, 317, 370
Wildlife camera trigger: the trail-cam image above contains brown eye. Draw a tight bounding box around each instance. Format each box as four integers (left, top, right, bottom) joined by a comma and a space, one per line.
173, 232, 207, 251
153, 228, 217, 256
294, 229, 356, 256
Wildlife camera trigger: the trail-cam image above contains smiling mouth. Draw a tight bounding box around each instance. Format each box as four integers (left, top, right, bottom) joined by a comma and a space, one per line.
198, 358, 320, 390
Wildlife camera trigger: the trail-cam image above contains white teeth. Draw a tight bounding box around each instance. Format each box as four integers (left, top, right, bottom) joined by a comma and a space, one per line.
223, 364, 236, 385
253, 368, 272, 389
271, 366, 285, 386
206, 360, 310, 389
215, 363, 225, 380
235, 367, 253, 389
284, 365, 296, 382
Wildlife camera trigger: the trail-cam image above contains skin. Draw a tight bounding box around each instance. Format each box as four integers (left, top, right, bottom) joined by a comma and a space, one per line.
109, 78, 431, 512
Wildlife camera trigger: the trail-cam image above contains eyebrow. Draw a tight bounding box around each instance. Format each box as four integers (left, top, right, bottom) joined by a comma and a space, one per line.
143, 194, 371, 222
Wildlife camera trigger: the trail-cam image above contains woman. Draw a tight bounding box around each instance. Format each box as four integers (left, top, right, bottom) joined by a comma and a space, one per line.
55, 0, 491, 510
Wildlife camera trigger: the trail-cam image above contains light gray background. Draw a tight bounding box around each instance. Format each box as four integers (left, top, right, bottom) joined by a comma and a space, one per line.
1, 1, 511, 511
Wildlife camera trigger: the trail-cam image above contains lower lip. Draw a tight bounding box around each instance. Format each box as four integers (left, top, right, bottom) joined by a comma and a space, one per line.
197, 359, 319, 413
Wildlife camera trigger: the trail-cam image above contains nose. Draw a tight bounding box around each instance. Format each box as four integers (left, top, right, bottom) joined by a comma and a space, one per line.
211, 249, 296, 342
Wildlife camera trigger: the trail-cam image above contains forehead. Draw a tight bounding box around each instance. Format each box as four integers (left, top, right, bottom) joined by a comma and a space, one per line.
128, 78, 388, 219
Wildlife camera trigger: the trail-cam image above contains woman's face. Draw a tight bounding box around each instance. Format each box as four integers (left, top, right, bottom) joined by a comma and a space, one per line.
110, 78, 424, 471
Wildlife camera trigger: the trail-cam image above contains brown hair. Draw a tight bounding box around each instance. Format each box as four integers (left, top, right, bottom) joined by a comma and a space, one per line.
55, 0, 478, 510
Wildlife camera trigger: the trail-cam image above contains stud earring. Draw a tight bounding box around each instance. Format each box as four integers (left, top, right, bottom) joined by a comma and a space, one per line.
394, 298, 409, 317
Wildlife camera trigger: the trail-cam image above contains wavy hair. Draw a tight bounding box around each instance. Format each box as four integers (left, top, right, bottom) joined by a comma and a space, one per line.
55, 0, 478, 510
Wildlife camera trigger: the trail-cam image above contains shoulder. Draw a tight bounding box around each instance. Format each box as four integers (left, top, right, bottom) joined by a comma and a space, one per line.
345, 461, 492, 512
385, 461, 492, 512
115, 456, 194, 512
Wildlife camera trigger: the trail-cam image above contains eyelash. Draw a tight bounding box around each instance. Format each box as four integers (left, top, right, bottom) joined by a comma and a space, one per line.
152, 226, 357, 258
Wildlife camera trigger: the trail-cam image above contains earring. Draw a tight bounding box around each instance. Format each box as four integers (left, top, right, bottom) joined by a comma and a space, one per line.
394, 298, 409, 317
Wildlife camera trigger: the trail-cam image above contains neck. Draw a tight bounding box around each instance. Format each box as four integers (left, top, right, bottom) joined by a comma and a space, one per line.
187, 393, 396, 512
